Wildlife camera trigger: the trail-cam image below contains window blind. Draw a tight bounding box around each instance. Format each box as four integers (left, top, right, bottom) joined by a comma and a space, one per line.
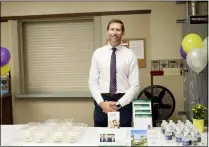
22, 19, 94, 94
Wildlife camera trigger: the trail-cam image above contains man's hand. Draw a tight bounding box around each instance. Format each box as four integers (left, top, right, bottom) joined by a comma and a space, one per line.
99, 101, 117, 114
110, 103, 117, 110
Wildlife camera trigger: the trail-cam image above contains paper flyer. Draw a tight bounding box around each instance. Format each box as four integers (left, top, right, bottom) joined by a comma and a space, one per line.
130, 130, 148, 146
133, 99, 152, 130
108, 112, 120, 129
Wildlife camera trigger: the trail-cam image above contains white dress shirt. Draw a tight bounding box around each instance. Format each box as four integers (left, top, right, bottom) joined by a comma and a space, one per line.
88, 43, 140, 107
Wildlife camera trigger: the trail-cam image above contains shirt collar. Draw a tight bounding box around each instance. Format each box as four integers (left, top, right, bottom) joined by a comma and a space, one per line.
107, 42, 122, 51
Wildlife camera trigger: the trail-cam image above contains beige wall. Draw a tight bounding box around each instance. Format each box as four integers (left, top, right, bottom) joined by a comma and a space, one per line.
1, 2, 185, 125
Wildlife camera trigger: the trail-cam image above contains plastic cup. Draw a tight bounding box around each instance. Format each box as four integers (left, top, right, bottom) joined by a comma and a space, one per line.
67, 132, 78, 143
45, 119, 60, 123
60, 118, 73, 124
70, 123, 85, 131
52, 131, 64, 142
27, 122, 41, 129
34, 129, 48, 143
21, 130, 34, 142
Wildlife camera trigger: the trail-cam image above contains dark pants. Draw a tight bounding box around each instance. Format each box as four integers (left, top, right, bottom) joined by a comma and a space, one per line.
93, 94, 132, 127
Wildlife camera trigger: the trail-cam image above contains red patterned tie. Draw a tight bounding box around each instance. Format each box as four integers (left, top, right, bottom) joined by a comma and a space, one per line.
109, 48, 117, 95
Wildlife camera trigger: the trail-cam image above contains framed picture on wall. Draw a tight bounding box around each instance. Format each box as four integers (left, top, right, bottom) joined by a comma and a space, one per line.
151, 60, 160, 71
168, 60, 178, 68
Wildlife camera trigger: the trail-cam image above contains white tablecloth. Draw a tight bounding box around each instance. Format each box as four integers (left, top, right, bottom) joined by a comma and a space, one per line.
1, 125, 208, 146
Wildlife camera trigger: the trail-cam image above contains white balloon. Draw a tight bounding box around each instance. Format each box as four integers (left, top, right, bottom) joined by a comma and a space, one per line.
186, 48, 207, 74
203, 36, 208, 62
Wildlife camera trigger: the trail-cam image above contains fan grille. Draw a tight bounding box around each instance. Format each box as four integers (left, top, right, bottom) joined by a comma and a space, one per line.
138, 85, 175, 122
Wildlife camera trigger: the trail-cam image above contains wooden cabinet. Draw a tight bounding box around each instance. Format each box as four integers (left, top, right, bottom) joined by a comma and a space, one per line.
0, 94, 13, 124
0, 72, 13, 124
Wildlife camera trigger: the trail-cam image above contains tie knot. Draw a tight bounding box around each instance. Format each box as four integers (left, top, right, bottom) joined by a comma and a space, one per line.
112, 48, 117, 52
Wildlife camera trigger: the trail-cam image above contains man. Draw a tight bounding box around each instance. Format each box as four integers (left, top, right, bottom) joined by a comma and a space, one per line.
106, 134, 112, 142
88, 19, 140, 127
106, 134, 111, 142
111, 134, 115, 142
100, 134, 106, 142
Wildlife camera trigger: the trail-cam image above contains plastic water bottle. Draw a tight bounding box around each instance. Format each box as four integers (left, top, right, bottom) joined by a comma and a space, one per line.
188, 123, 194, 130
171, 123, 176, 138
164, 125, 173, 140
161, 120, 167, 134
176, 122, 184, 132
184, 125, 190, 133
169, 120, 173, 124
176, 121, 181, 127
185, 120, 191, 128
187, 134, 192, 145
179, 122, 185, 130
182, 132, 190, 146
162, 120, 167, 123
185, 120, 190, 124
175, 130, 183, 145
164, 126, 173, 145
196, 131, 201, 142
191, 131, 198, 146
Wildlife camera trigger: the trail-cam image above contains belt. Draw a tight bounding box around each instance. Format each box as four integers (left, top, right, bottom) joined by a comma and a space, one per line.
101, 93, 125, 98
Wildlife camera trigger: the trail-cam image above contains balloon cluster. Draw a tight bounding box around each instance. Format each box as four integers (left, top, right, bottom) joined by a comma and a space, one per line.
180, 34, 208, 74
1, 47, 11, 77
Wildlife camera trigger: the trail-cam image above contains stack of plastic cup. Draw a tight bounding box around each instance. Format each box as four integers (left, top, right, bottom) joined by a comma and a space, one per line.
52, 130, 64, 142
67, 132, 79, 143
20, 122, 40, 142
66, 123, 88, 143
34, 127, 48, 143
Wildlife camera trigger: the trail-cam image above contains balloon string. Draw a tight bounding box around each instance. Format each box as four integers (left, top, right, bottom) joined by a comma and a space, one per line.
195, 71, 202, 103
183, 70, 187, 102
189, 80, 193, 89
190, 71, 196, 104
189, 75, 195, 103
184, 76, 187, 83
189, 89, 195, 102
198, 72, 204, 103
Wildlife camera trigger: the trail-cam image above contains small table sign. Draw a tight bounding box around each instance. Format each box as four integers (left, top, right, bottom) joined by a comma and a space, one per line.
147, 129, 161, 146
98, 128, 127, 146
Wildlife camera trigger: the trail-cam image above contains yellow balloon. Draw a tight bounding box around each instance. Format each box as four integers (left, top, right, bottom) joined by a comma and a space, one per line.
1, 63, 10, 77
182, 34, 203, 54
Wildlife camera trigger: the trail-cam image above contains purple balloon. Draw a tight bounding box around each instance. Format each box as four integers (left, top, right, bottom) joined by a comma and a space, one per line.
180, 47, 186, 59
1, 47, 11, 66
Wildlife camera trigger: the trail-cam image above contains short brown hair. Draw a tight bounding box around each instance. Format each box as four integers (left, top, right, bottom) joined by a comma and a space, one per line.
107, 19, 125, 32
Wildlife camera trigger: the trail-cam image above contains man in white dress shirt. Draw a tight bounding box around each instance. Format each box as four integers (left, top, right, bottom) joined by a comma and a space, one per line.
88, 19, 140, 127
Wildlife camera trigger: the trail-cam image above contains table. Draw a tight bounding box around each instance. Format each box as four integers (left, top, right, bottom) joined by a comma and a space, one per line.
1, 125, 208, 146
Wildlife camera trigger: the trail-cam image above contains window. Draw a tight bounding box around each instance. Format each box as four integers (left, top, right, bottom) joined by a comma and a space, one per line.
19, 18, 95, 97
